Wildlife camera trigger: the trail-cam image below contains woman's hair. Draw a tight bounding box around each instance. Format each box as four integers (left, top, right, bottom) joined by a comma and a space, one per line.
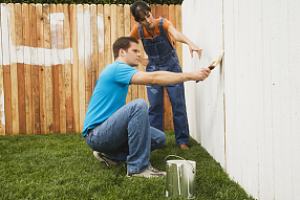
130, 1, 152, 22
113, 37, 139, 60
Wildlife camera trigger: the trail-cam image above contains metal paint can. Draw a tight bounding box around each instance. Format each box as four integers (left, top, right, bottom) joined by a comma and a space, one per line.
165, 155, 196, 199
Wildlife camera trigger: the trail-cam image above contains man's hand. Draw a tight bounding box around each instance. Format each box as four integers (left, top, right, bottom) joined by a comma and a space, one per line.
193, 67, 211, 83
139, 57, 149, 66
189, 43, 202, 59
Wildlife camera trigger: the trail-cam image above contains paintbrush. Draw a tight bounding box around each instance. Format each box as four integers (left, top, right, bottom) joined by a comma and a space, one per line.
208, 50, 224, 70
196, 51, 224, 83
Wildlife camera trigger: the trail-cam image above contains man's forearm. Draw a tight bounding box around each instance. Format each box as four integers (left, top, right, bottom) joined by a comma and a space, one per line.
150, 71, 192, 86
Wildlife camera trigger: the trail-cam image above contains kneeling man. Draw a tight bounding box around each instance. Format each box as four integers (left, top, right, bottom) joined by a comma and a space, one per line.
82, 37, 211, 178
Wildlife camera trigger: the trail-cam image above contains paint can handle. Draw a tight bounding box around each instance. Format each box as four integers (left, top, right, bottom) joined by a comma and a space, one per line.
165, 155, 195, 173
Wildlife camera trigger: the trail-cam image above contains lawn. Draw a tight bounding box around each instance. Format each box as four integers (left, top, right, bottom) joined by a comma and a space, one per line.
0, 131, 255, 200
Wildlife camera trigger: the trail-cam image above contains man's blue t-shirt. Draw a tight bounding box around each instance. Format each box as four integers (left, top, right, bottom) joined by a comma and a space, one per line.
82, 61, 139, 137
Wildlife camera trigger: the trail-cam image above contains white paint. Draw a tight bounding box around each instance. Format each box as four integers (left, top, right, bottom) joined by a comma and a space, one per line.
182, 0, 300, 199
77, 8, 85, 61
84, 5, 91, 68
1, 3, 10, 66
2, 46, 73, 66
0, 4, 5, 126
50, 13, 64, 26
0, 89, 4, 125
97, 14, 104, 52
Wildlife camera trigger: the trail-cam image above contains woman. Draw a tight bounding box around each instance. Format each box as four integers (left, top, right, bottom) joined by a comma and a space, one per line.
130, 1, 202, 150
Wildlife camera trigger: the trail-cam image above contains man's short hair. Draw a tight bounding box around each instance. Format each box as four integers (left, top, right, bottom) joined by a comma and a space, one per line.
113, 37, 139, 60
130, 1, 151, 22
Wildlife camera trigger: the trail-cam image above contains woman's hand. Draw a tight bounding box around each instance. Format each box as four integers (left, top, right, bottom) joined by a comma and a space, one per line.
139, 57, 149, 66
189, 43, 202, 60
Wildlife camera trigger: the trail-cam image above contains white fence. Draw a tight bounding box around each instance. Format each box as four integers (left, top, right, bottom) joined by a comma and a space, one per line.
182, 0, 300, 199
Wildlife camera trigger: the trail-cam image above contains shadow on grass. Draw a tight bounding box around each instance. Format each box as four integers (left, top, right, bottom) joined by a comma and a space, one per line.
0, 131, 255, 200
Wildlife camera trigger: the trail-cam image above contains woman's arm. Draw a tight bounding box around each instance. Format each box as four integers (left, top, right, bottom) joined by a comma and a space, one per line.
168, 25, 202, 59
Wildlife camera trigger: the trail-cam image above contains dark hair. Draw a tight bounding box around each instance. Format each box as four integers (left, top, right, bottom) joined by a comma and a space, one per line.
130, 1, 152, 22
113, 37, 139, 60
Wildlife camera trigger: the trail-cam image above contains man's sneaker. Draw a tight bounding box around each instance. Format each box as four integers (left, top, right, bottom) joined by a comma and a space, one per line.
93, 151, 125, 167
127, 166, 166, 178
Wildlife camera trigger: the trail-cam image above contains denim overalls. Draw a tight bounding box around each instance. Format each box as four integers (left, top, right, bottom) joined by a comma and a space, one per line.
138, 18, 189, 145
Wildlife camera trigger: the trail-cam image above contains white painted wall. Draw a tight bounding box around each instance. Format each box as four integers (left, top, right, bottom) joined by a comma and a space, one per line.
182, 0, 300, 200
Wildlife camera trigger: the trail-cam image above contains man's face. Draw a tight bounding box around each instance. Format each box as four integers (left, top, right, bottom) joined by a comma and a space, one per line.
123, 42, 141, 67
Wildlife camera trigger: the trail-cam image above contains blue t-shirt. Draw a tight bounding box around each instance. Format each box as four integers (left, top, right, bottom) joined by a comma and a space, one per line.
82, 61, 139, 137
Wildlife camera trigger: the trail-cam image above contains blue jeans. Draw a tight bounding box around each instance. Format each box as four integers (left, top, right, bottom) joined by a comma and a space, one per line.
85, 99, 166, 174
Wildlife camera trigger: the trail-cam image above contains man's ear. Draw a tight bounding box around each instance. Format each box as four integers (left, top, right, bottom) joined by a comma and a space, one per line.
119, 48, 125, 57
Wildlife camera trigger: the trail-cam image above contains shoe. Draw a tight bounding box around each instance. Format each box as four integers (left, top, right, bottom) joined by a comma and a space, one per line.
127, 166, 166, 178
179, 144, 189, 150
93, 151, 125, 167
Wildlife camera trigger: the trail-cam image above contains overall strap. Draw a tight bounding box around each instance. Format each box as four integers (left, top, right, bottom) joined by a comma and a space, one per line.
158, 18, 175, 50
158, 18, 165, 35
137, 24, 144, 38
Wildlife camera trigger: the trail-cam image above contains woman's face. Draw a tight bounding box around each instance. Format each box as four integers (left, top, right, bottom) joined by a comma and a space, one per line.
138, 11, 155, 29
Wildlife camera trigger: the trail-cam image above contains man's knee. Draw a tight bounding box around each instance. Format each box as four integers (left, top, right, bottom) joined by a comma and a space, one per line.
133, 98, 148, 111
157, 133, 167, 149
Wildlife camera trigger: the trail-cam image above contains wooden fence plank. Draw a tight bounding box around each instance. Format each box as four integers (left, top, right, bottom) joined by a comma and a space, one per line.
150, 4, 156, 18
63, 4, 73, 133
56, 4, 66, 133
162, 4, 169, 19
97, 5, 105, 80
22, 4, 32, 135
43, 4, 54, 134
104, 4, 111, 67
50, 4, 60, 133
84, 4, 92, 113
29, 3, 40, 134
110, 4, 117, 63
0, 5, 5, 135
70, 4, 80, 133
167, 4, 175, 130
90, 4, 97, 93
77, 4, 85, 132
2, 3, 12, 135
124, 4, 131, 104
36, 3, 46, 134
136, 4, 146, 103
117, 4, 124, 37
155, 4, 162, 20
175, 5, 182, 67
15, 3, 25, 135
162, 4, 173, 130
130, 12, 138, 101
9, 3, 20, 134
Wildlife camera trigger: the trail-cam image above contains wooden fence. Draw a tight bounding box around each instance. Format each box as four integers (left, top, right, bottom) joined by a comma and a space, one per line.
0, 3, 182, 135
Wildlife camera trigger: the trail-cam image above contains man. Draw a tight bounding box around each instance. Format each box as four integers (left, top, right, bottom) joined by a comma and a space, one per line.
82, 37, 211, 178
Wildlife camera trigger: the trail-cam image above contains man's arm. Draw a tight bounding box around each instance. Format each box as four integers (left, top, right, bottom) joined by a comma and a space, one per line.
168, 25, 202, 60
130, 67, 211, 86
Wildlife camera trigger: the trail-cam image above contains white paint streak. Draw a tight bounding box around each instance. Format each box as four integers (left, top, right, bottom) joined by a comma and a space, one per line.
97, 14, 104, 52
50, 13, 64, 26
2, 46, 73, 66
17, 46, 24, 63
77, 10, 85, 61
0, 89, 4, 125
2, 4, 10, 65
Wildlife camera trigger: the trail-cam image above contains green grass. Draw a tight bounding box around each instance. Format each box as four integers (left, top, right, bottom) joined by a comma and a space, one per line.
0, 131, 255, 200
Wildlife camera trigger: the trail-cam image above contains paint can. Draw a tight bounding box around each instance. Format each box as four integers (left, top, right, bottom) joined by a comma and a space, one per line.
165, 155, 196, 199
